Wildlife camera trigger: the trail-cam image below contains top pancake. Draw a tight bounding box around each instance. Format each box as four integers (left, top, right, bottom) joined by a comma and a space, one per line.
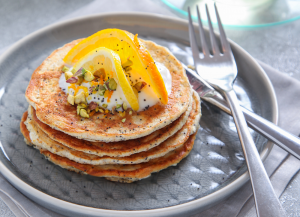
25, 38, 191, 142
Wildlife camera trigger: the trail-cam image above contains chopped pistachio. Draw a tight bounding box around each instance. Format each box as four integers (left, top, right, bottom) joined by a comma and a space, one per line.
116, 104, 122, 109
105, 78, 117, 91
65, 71, 73, 80
93, 68, 106, 78
71, 68, 77, 74
122, 102, 128, 111
74, 92, 86, 104
122, 57, 133, 68
84, 70, 95, 82
99, 89, 105, 96
62, 66, 70, 73
76, 76, 84, 85
73, 67, 84, 77
134, 81, 147, 91
66, 76, 78, 83
73, 67, 90, 78
67, 94, 75, 105
98, 85, 106, 96
99, 85, 106, 90
103, 83, 108, 90
81, 68, 88, 76
122, 118, 126, 123
79, 109, 89, 118
94, 86, 99, 91
77, 105, 84, 115
129, 110, 132, 115
102, 103, 108, 108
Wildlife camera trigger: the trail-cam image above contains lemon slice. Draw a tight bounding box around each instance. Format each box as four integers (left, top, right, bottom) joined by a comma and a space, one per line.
73, 47, 139, 111
64, 29, 168, 105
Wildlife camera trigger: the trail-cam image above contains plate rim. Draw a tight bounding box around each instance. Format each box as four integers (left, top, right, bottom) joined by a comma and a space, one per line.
0, 12, 278, 217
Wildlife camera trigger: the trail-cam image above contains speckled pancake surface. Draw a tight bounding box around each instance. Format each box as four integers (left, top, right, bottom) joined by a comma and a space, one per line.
25, 39, 192, 142
28, 92, 193, 157
20, 111, 197, 183
24, 92, 201, 165
42, 134, 196, 183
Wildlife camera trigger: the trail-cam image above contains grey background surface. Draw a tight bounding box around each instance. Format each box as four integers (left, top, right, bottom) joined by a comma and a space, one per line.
1, 0, 300, 216
2, 0, 300, 80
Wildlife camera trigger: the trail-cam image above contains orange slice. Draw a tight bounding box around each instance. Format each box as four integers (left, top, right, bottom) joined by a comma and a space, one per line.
73, 47, 139, 111
63, 29, 168, 104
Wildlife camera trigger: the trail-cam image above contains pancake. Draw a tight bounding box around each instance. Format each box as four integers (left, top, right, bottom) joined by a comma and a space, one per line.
20, 112, 197, 183
25, 39, 192, 142
24, 92, 201, 165
43, 133, 197, 183
27, 92, 194, 157
20, 111, 31, 145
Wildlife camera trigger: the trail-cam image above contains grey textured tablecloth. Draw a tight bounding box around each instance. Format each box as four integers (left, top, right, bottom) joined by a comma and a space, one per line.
1, 0, 300, 216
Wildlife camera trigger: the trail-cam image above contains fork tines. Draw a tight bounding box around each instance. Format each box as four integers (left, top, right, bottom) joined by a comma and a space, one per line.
188, 4, 231, 58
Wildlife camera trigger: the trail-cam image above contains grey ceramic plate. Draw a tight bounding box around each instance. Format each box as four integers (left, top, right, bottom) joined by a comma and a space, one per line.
0, 13, 277, 217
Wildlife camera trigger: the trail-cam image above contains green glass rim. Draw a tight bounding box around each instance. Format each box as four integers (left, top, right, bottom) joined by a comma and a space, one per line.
161, 0, 300, 28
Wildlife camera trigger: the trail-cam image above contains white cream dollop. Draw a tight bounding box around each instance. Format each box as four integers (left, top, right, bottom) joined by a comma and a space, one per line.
59, 62, 172, 111
156, 62, 172, 95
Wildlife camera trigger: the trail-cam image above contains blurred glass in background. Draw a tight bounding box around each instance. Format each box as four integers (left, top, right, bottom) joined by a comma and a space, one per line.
162, 0, 300, 27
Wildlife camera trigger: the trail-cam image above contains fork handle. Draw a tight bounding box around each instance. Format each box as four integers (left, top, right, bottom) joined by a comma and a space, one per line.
224, 89, 286, 217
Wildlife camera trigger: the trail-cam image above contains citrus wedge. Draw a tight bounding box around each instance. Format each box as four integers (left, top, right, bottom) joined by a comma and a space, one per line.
73, 47, 139, 111
64, 29, 168, 104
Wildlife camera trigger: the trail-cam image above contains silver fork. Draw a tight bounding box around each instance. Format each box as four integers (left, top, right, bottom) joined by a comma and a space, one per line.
188, 4, 286, 217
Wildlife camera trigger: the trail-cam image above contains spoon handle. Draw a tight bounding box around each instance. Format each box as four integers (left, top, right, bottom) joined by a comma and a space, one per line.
202, 94, 300, 160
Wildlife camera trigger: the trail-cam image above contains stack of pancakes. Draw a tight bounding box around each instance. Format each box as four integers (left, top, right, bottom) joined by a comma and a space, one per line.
20, 39, 201, 183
